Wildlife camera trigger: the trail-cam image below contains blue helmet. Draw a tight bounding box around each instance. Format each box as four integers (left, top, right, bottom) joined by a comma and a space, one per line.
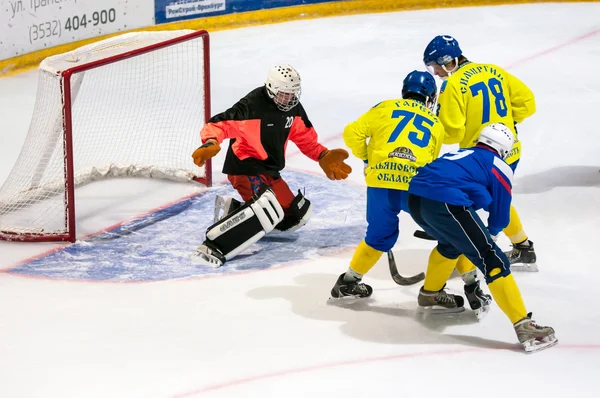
423, 35, 462, 66
402, 70, 437, 106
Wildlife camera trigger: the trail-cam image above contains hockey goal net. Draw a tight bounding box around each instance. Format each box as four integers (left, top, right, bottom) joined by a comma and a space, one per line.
0, 30, 211, 243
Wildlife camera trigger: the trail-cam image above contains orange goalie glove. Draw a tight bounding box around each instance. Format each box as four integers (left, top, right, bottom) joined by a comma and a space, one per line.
318, 148, 352, 180
192, 140, 221, 167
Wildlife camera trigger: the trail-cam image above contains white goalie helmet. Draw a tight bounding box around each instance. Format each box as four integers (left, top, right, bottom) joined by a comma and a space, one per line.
477, 123, 515, 159
265, 64, 302, 111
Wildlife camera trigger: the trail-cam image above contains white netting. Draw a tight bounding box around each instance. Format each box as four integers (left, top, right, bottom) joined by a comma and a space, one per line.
0, 30, 209, 240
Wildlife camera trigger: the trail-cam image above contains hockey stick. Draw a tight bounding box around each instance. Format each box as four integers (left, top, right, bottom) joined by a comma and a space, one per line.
413, 230, 436, 241
387, 251, 425, 286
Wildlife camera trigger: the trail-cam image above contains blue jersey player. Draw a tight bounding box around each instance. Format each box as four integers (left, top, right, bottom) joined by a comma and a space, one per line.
407, 123, 557, 353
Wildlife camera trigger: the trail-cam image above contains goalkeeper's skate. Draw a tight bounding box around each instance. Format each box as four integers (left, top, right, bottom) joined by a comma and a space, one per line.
464, 280, 492, 319
418, 285, 465, 313
505, 240, 538, 272
513, 312, 558, 353
330, 273, 373, 299
193, 243, 226, 267
213, 195, 242, 222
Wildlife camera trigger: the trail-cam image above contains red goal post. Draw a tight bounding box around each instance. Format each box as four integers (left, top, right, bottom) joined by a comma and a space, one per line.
0, 30, 212, 243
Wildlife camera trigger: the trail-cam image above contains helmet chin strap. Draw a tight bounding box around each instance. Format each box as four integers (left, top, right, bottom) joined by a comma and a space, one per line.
441, 57, 459, 78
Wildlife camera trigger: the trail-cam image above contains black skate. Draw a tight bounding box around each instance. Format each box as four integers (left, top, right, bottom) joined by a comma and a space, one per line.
330, 273, 373, 299
505, 240, 538, 272
417, 284, 465, 313
514, 312, 558, 353
464, 281, 492, 319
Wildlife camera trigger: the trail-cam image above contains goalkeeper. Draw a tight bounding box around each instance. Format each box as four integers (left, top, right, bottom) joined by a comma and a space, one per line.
191, 64, 351, 266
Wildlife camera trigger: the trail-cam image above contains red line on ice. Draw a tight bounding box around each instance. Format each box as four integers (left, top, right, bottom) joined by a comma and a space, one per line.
171, 344, 600, 397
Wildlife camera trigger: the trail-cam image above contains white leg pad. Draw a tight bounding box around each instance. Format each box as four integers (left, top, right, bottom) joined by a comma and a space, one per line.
201, 189, 285, 264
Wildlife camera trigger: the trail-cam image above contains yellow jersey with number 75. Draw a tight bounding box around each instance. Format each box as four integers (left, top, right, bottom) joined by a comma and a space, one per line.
437, 62, 535, 165
343, 99, 445, 190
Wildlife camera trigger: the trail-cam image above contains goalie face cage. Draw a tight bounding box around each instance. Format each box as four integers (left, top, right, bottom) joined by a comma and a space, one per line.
0, 30, 212, 243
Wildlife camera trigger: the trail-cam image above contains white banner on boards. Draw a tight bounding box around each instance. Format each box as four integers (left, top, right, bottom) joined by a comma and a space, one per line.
1, 0, 155, 61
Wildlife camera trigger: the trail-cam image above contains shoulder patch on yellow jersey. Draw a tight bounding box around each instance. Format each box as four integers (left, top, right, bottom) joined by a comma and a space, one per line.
440, 80, 447, 93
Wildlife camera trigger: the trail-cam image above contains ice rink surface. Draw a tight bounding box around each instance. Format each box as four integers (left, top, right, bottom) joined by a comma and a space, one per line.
0, 3, 599, 397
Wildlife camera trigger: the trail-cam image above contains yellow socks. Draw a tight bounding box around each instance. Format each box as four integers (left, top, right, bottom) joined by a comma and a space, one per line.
423, 248, 457, 292
455, 255, 476, 275
348, 240, 384, 276
487, 272, 527, 324
503, 205, 528, 244
455, 255, 478, 284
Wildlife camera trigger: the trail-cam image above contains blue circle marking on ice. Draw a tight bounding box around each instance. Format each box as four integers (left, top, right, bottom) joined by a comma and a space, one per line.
8, 170, 367, 282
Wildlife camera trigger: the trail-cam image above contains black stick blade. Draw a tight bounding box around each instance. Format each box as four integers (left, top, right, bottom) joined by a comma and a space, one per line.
387, 251, 425, 286
413, 230, 436, 241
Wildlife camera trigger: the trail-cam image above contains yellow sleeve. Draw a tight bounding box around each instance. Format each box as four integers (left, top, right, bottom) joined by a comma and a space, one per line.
342, 111, 371, 161
432, 123, 445, 159
438, 80, 466, 145
506, 71, 536, 123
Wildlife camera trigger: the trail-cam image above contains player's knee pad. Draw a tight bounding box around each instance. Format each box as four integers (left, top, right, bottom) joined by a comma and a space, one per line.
198, 188, 285, 266
274, 190, 312, 233
485, 266, 511, 284
364, 228, 399, 252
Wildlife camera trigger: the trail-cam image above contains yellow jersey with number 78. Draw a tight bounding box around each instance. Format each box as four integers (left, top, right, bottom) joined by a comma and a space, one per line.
437, 62, 535, 165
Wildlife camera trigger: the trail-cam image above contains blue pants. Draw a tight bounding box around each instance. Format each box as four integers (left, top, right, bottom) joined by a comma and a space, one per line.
364, 187, 409, 252
407, 194, 511, 283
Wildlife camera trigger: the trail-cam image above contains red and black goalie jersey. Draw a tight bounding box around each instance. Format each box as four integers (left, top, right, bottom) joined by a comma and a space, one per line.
200, 86, 326, 177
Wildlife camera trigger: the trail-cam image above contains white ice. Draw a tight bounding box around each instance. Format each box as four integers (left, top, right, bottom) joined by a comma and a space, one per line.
1, 3, 600, 397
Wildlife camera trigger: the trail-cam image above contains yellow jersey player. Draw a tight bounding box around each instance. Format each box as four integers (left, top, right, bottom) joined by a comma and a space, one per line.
423, 34, 538, 273
330, 70, 444, 298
